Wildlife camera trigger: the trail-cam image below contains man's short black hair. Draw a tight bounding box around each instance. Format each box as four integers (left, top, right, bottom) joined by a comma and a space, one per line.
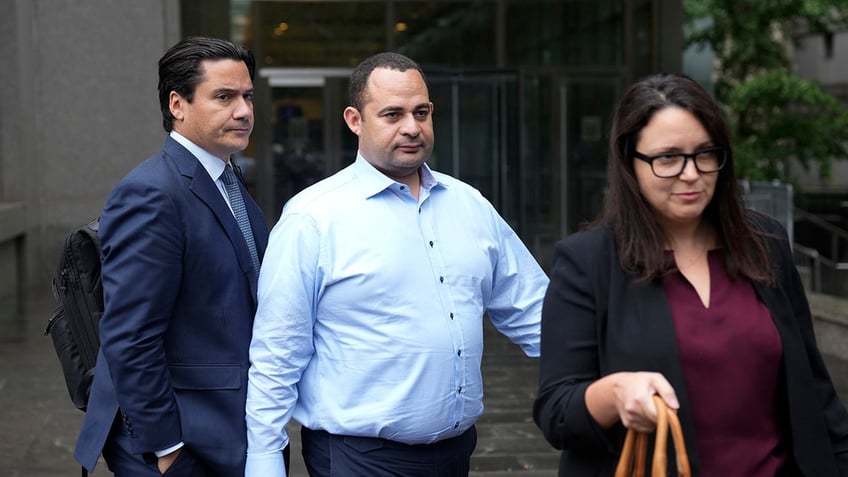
158, 36, 255, 132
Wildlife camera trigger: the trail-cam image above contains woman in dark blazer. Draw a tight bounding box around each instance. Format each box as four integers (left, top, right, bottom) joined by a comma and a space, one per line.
533, 73, 848, 476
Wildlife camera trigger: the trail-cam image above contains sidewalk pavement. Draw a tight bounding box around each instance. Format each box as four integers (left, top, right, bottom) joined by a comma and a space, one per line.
2, 288, 847, 476
0, 289, 560, 476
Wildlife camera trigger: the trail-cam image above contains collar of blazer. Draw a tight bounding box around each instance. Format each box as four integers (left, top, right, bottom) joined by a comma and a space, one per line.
163, 137, 260, 299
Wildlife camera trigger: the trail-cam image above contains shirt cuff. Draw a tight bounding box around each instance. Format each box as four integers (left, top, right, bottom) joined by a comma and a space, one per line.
154, 442, 184, 458
245, 451, 287, 477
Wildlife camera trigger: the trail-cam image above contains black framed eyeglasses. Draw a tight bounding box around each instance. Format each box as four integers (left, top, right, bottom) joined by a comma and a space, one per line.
633, 147, 728, 178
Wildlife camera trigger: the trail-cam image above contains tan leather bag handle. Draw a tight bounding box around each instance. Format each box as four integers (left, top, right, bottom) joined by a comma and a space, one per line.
614, 395, 691, 477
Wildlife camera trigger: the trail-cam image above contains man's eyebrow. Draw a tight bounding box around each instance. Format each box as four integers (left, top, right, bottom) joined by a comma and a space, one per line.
211, 87, 254, 95
376, 105, 402, 115
376, 103, 430, 114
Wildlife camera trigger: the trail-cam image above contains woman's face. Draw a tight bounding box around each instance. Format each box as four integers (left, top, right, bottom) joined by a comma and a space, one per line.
633, 106, 719, 231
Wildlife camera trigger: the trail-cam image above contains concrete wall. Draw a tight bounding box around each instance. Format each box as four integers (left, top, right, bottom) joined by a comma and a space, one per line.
0, 0, 181, 298
795, 31, 848, 86
809, 292, 848, 360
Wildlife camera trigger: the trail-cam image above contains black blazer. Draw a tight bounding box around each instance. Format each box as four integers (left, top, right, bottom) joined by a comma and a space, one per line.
533, 214, 848, 476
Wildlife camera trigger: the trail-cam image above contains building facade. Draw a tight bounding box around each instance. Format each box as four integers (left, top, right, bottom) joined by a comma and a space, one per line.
0, 0, 683, 303
794, 28, 848, 194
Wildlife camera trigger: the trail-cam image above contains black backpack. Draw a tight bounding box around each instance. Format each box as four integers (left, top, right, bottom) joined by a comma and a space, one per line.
44, 218, 103, 411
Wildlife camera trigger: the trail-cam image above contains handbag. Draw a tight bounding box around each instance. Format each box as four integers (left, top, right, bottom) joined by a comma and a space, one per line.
614, 395, 691, 477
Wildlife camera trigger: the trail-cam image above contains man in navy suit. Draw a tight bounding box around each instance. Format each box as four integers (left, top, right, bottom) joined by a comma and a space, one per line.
74, 36, 273, 476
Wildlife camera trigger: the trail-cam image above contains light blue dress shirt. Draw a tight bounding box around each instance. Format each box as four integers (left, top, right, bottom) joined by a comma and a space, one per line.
245, 155, 549, 476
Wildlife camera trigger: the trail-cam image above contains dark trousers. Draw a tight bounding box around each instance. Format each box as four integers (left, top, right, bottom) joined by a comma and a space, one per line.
301, 426, 477, 477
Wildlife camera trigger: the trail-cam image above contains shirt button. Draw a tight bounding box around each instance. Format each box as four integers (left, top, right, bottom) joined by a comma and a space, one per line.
454, 422, 459, 428
450, 312, 454, 320
400, 185, 405, 190
429, 241, 434, 247
458, 386, 463, 393
439, 276, 444, 283
457, 349, 461, 356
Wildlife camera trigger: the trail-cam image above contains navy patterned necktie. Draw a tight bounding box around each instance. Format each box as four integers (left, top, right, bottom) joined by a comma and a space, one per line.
222, 163, 260, 276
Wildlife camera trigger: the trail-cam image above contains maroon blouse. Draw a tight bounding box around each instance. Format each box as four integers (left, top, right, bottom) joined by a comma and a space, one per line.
663, 250, 796, 476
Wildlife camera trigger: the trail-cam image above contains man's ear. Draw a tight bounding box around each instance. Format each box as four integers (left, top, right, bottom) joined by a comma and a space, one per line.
343, 106, 362, 136
169, 91, 185, 121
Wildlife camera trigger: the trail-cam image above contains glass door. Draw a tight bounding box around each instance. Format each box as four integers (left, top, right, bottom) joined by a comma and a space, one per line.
254, 68, 621, 272
519, 73, 620, 268
560, 77, 619, 235
254, 68, 351, 220
427, 72, 520, 227
269, 86, 325, 213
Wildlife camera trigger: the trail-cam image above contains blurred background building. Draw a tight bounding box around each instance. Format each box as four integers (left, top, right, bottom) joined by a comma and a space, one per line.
0, 0, 684, 306
3, 0, 846, 305
791, 23, 848, 295
794, 25, 848, 193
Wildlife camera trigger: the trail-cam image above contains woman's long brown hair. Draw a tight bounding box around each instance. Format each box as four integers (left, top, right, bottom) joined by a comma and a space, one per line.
599, 73, 773, 284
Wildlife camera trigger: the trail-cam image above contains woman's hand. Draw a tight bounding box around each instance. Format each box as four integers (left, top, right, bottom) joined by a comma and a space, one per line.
585, 371, 679, 431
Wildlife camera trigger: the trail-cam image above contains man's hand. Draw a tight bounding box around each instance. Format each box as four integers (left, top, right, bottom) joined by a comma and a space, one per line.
157, 448, 182, 474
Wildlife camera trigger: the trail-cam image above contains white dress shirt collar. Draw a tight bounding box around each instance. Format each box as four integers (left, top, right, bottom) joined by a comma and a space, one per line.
169, 131, 228, 181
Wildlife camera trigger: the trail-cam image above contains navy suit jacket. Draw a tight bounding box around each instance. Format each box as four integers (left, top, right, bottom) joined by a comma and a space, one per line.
534, 213, 848, 476
74, 137, 269, 475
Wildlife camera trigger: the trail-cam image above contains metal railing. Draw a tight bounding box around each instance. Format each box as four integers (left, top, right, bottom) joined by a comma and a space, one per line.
741, 181, 848, 294
792, 207, 848, 294
742, 180, 794, 243
793, 243, 823, 292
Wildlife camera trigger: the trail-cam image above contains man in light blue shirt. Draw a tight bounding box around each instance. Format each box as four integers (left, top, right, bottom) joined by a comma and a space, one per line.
245, 52, 549, 477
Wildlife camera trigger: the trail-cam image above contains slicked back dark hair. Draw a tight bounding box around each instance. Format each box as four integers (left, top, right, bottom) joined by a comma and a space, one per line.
349, 52, 427, 112
158, 36, 255, 132
601, 73, 772, 284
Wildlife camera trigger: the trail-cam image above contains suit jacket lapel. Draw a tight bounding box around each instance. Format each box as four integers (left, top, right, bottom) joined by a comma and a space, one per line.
165, 138, 260, 301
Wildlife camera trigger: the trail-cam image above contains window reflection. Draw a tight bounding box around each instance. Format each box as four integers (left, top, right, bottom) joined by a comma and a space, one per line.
506, 0, 623, 66
394, 2, 495, 66
271, 88, 326, 209
240, 1, 385, 67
